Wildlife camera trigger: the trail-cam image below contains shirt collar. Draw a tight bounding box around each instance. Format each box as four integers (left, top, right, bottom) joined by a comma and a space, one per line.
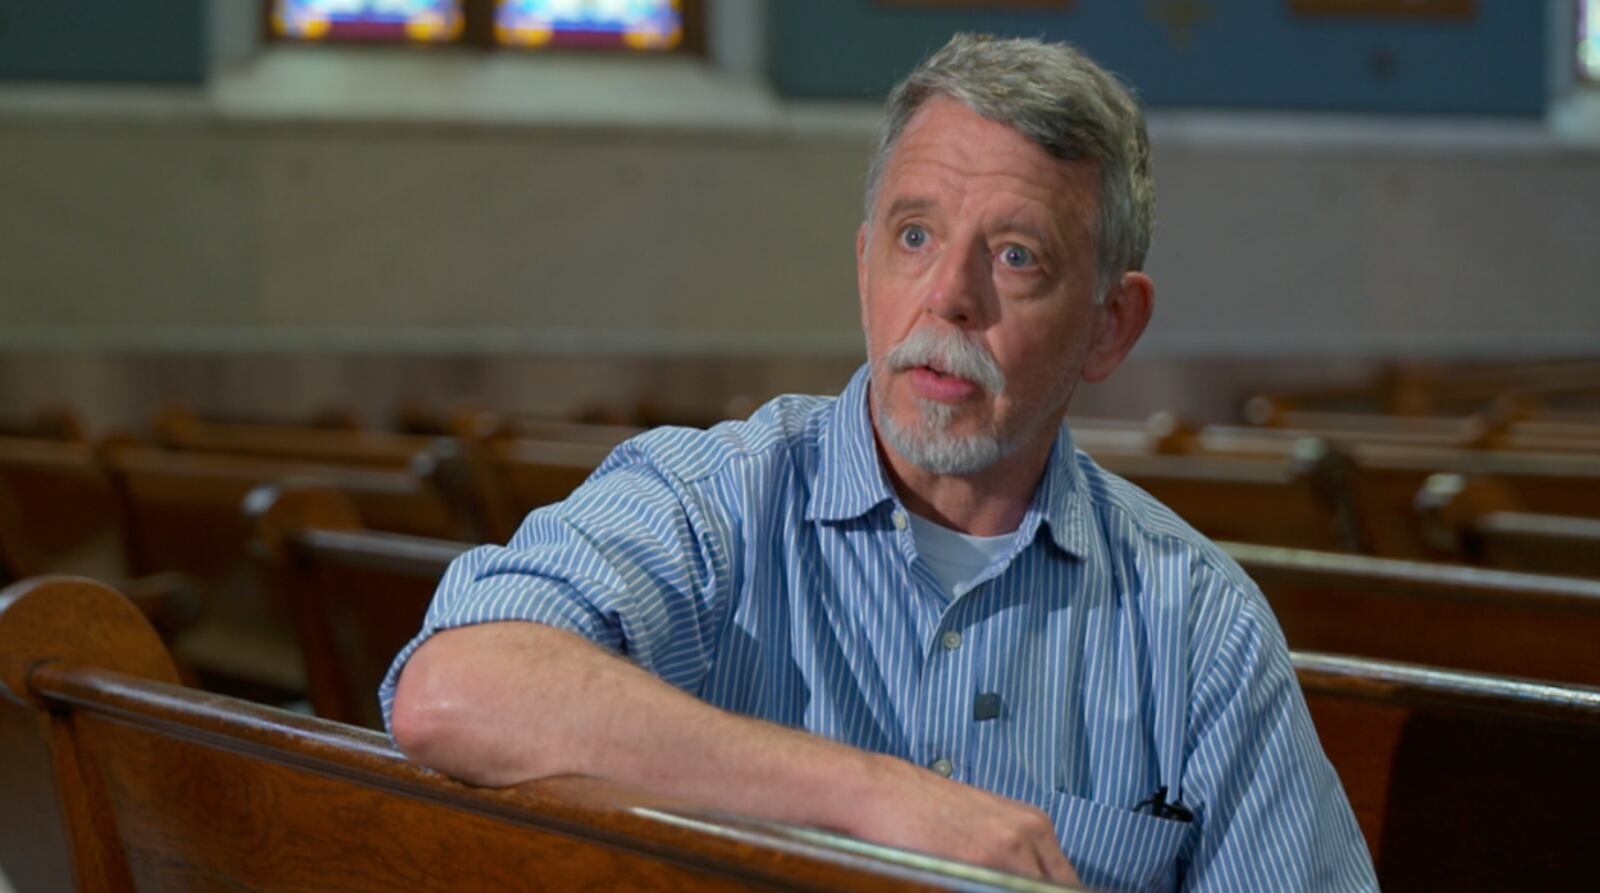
806, 364, 898, 523
806, 362, 1095, 561
1017, 422, 1093, 561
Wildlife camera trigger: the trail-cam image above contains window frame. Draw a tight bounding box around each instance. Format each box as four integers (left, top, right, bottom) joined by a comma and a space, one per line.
1582, 0, 1599, 83
261, 0, 706, 56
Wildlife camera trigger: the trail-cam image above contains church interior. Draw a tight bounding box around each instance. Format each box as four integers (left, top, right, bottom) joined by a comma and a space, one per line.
1, 1, 1597, 890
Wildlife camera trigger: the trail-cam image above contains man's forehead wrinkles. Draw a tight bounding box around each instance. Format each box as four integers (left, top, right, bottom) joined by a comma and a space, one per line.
883, 196, 936, 220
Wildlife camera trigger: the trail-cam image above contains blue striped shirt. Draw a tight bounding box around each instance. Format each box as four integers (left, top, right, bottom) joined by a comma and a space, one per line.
381, 365, 1376, 892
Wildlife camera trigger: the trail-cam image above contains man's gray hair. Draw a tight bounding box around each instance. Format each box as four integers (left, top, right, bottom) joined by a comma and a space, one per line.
864, 33, 1154, 298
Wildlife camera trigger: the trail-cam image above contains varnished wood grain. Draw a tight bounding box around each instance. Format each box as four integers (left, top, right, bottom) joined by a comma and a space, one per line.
1296, 651, 1600, 891
1, 577, 1082, 892
1229, 541, 1600, 686
1096, 442, 1364, 551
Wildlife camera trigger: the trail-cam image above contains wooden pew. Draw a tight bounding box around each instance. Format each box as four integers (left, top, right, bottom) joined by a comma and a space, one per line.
468, 438, 618, 543
1243, 402, 1492, 449
0, 480, 29, 586
1492, 415, 1600, 454
1415, 473, 1600, 578
250, 492, 1600, 889
1346, 442, 1600, 558
1225, 541, 1600, 687
1298, 652, 1600, 891
251, 484, 464, 728
101, 444, 478, 702
1246, 358, 1600, 417
0, 437, 210, 643
0, 406, 88, 441
0, 435, 125, 580
1246, 399, 1600, 456
1094, 441, 1366, 552
400, 401, 645, 446
155, 402, 362, 434
8, 575, 1593, 892
1449, 511, 1600, 578
0, 576, 1080, 893
154, 406, 444, 470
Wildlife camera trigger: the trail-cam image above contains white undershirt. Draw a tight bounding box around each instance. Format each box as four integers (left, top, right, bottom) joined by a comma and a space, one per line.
905, 510, 1018, 600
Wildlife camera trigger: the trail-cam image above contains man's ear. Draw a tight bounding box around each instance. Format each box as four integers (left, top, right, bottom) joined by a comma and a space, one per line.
855, 222, 870, 329
1082, 271, 1154, 383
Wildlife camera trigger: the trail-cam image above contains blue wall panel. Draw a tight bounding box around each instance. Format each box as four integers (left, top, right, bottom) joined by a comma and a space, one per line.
0, 1, 208, 84
770, 1, 1546, 116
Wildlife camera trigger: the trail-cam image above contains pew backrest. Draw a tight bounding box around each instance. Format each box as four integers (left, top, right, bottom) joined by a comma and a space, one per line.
155, 408, 431, 469
1294, 650, 1600, 890
0, 436, 124, 578
0, 576, 1079, 893
1414, 472, 1600, 578
252, 484, 467, 728
1463, 511, 1600, 578
99, 446, 476, 700
472, 438, 617, 542
1228, 541, 1600, 687
1095, 442, 1365, 552
1347, 443, 1600, 557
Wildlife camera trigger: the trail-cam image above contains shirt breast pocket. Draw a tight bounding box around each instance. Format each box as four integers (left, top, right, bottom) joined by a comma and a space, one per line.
1044, 790, 1191, 893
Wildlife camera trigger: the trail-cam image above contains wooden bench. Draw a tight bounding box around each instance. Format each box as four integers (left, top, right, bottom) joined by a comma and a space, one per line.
154, 406, 447, 470
400, 402, 645, 446
1298, 652, 1600, 891
1246, 399, 1600, 456
1243, 403, 1492, 449
1225, 540, 1600, 687
1415, 473, 1600, 578
1439, 511, 1600, 579
101, 445, 480, 702
1094, 442, 1366, 552
467, 438, 619, 543
1346, 443, 1600, 558
0, 435, 125, 580
0, 480, 29, 586
1245, 359, 1600, 417
6, 574, 1594, 891
251, 484, 466, 728
0, 406, 87, 441
0, 575, 1080, 893
248, 493, 1600, 889
0, 439, 206, 641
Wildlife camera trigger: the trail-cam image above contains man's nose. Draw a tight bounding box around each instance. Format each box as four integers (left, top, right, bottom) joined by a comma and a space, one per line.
923, 240, 989, 328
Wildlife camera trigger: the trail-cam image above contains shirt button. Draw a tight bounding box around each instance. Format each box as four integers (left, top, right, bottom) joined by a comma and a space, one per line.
930, 757, 954, 778
952, 582, 970, 598
892, 510, 908, 530
941, 630, 963, 651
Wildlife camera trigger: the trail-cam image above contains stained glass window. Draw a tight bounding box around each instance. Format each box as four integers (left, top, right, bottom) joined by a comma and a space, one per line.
271, 0, 465, 44
496, 0, 684, 51
1583, 0, 1600, 82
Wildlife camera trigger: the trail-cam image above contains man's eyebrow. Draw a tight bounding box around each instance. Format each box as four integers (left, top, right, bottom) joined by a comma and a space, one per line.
881, 196, 935, 222
995, 217, 1062, 248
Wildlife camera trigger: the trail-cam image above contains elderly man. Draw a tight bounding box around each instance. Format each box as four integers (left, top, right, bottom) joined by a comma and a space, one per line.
386, 34, 1376, 891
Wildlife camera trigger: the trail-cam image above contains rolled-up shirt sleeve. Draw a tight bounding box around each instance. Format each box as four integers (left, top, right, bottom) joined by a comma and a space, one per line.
379, 442, 737, 734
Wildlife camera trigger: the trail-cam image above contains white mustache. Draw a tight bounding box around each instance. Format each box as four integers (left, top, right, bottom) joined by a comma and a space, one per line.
883, 326, 1006, 395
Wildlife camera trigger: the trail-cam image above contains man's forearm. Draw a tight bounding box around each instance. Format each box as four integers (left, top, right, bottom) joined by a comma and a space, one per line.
391, 620, 1078, 884
390, 621, 878, 830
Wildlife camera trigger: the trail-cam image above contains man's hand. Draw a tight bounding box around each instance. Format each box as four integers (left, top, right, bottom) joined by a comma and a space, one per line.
841, 754, 1080, 886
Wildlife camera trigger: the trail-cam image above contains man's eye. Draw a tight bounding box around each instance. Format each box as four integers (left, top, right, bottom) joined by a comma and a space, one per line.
898, 225, 927, 249
1000, 245, 1035, 269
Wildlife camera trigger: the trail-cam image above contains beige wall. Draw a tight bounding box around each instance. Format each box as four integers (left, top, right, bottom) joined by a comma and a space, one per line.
2, 62, 1598, 428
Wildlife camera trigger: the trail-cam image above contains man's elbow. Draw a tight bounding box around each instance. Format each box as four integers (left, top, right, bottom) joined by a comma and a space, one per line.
389, 653, 460, 771
389, 633, 559, 787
